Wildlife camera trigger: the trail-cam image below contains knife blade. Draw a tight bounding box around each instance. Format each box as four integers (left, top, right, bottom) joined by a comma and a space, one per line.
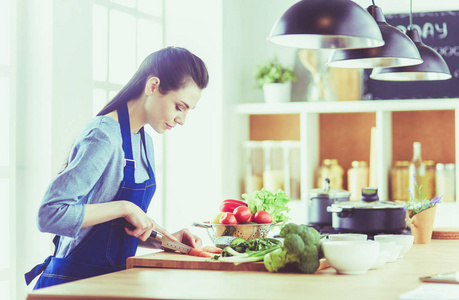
122, 220, 193, 254
149, 230, 194, 254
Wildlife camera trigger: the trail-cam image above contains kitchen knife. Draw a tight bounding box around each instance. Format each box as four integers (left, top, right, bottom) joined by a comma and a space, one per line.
122, 220, 193, 254
149, 230, 194, 254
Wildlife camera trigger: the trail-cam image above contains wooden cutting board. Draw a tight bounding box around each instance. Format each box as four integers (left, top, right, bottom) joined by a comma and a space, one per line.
127, 251, 329, 272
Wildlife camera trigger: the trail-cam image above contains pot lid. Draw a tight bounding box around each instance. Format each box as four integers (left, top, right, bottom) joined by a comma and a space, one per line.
309, 178, 350, 198
309, 188, 351, 198
330, 200, 404, 209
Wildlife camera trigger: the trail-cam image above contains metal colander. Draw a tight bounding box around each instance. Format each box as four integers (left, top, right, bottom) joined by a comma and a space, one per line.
192, 222, 276, 243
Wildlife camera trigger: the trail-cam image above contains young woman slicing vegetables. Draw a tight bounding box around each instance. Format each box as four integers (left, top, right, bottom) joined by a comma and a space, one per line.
25, 47, 209, 289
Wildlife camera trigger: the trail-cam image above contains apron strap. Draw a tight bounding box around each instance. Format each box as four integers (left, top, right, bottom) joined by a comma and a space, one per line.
24, 236, 60, 285
117, 104, 135, 182
140, 128, 154, 179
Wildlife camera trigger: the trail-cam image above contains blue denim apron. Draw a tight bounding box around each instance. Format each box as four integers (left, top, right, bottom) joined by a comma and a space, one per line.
25, 104, 155, 289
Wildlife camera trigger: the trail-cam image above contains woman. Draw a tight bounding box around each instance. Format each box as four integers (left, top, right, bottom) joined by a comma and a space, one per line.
25, 47, 209, 289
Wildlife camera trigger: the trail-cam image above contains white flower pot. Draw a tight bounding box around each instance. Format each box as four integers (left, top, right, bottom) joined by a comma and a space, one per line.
262, 82, 292, 103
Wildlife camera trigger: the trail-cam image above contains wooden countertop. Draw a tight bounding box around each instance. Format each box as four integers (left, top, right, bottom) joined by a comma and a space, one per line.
27, 240, 459, 300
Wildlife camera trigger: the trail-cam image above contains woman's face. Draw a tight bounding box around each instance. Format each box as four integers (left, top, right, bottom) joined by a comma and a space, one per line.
144, 79, 202, 134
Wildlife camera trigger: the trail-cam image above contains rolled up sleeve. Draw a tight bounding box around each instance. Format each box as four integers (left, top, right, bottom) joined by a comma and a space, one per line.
37, 127, 116, 237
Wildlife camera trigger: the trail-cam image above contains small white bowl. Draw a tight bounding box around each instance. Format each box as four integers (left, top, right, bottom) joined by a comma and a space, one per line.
323, 240, 379, 275
328, 234, 368, 242
374, 235, 414, 258
370, 241, 394, 269
387, 244, 403, 262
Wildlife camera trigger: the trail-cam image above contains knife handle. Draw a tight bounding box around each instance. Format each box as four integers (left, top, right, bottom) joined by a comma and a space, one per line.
122, 219, 159, 239
150, 230, 158, 239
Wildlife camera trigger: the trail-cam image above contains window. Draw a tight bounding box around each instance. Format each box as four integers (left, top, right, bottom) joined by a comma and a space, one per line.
92, 0, 165, 229
92, 0, 163, 115
0, 0, 16, 299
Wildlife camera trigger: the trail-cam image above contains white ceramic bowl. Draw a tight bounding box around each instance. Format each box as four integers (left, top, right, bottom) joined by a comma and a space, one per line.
323, 240, 380, 275
328, 234, 368, 242
387, 244, 403, 262
370, 241, 395, 269
374, 234, 414, 258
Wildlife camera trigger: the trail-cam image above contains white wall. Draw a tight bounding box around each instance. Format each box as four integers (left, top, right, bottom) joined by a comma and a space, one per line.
160, 0, 298, 242
162, 0, 224, 243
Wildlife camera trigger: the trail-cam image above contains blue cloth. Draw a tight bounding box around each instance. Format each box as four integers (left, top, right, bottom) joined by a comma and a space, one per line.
26, 105, 157, 288
36, 116, 155, 258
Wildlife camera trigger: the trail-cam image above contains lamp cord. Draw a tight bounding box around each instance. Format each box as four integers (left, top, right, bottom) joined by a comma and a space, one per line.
371, 0, 375, 5
408, 0, 413, 29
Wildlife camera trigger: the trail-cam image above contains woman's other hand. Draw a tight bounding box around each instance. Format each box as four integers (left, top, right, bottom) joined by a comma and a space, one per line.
172, 229, 202, 249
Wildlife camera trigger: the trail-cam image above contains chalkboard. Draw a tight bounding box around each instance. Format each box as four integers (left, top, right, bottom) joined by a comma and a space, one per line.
363, 10, 459, 100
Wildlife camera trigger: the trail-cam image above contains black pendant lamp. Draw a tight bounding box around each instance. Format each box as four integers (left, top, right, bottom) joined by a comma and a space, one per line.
327, 3, 422, 69
370, 0, 452, 81
267, 0, 385, 50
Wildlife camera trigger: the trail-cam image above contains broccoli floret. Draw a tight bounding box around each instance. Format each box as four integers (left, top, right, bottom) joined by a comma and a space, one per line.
279, 223, 299, 237
297, 245, 320, 274
296, 224, 321, 247
264, 223, 322, 274
283, 233, 305, 253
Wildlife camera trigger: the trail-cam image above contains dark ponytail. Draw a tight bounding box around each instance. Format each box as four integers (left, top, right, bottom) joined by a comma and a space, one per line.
97, 47, 209, 116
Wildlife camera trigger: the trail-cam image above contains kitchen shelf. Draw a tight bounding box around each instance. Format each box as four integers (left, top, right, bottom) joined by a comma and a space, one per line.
233, 99, 459, 227
236, 99, 459, 114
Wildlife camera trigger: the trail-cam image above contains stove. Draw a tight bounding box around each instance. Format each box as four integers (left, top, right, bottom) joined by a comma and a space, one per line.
308, 223, 412, 240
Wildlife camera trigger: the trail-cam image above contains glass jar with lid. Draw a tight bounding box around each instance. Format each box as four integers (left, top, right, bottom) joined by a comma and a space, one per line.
423, 160, 436, 201
316, 159, 343, 190
390, 161, 410, 201
347, 161, 369, 201
436, 163, 456, 202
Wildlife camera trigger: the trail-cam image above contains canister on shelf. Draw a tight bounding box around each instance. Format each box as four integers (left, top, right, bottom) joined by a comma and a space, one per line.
408, 142, 436, 201
390, 161, 410, 201
424, 160, 436, 201
409, 142, 427, 199
262, 141, 284, 193
347, 161, 369, 201
436, 163, 456, 202
243, 141, 264, 193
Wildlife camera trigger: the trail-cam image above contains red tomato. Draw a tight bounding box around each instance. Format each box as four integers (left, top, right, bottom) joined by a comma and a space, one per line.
220, 199, 248, 212
219, 212, 238, 225
220, 202, 240, 213
222, 199, 248, 207
233, 206, 253, 223
254, 210, 272, 224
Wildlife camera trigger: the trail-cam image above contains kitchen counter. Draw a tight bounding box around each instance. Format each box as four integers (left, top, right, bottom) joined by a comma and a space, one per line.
27, 240, 459, 300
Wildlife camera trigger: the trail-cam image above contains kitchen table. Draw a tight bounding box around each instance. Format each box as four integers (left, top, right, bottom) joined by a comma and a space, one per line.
27, 240, 459, 300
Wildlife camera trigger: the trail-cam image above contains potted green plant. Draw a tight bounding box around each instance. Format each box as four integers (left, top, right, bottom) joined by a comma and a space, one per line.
255, 57, 297, 103
405, 174, 442, 244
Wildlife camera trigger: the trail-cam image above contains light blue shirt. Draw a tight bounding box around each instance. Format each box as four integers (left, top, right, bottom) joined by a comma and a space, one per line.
37, 116, 155, 258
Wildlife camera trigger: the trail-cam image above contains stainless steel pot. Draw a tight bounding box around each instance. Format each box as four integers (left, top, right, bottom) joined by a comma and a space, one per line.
308, 179, 350, 227
326, 187, 406, 234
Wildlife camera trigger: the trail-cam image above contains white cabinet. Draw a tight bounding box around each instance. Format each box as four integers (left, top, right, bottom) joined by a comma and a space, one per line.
234, 99, 459, 227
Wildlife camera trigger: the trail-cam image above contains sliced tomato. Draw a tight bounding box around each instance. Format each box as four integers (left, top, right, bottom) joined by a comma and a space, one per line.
233, 206, 253, 223
253, 210, 272, 224
219, 212, 238, 225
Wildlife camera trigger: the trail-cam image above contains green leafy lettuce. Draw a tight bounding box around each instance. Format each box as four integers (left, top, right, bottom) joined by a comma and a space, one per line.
242, 188, 291, 223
